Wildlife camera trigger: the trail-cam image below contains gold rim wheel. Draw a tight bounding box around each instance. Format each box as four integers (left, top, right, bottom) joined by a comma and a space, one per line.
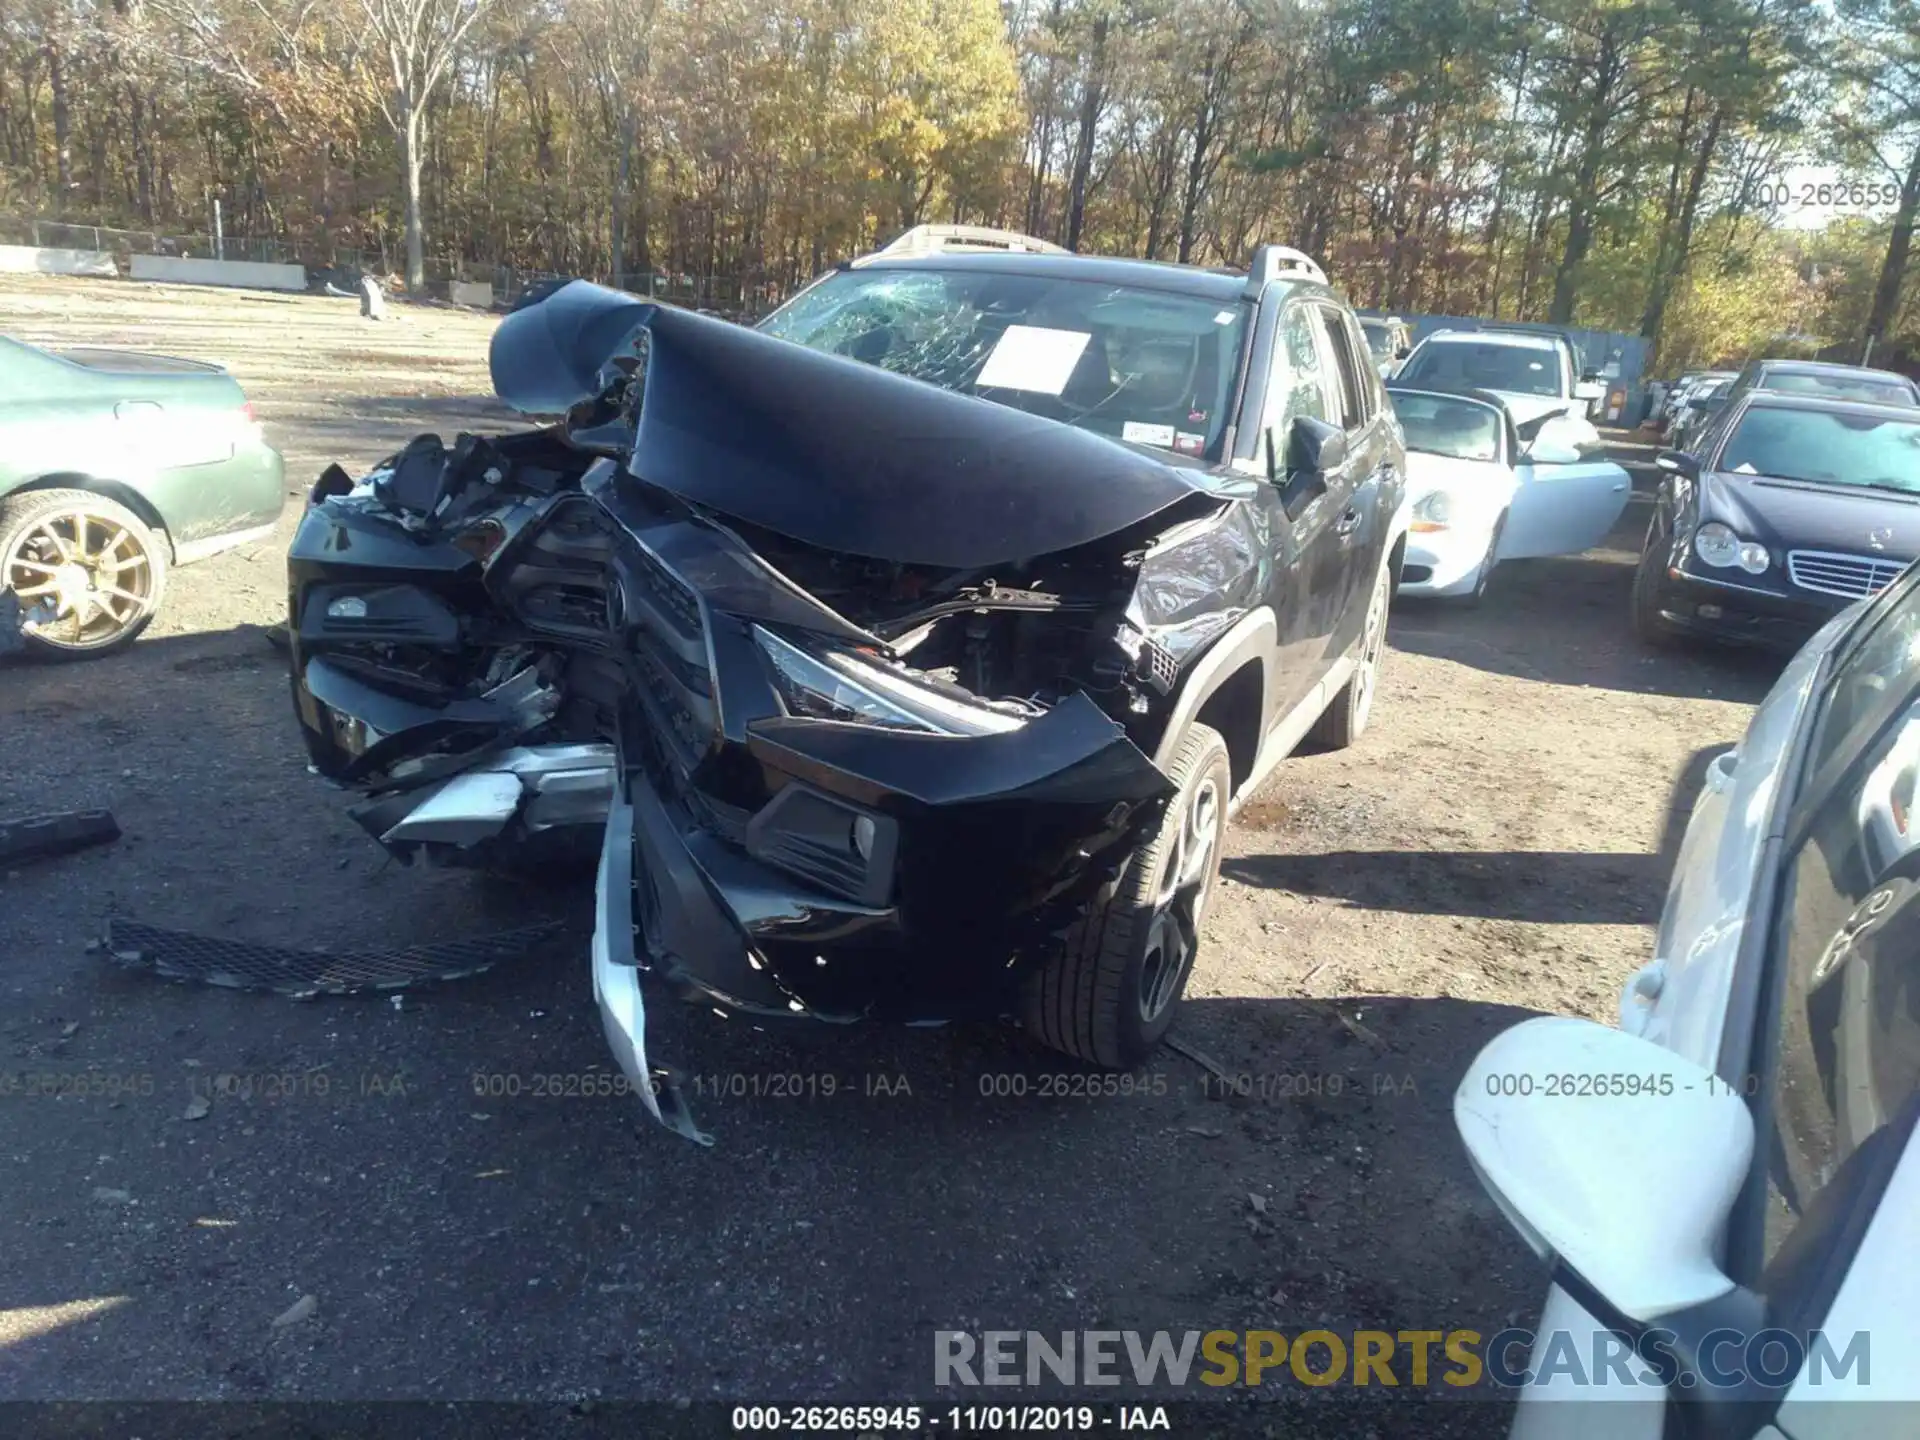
5, 508, 158, 650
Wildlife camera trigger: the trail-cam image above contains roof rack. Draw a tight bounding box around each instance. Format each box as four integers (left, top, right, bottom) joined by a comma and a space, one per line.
1245, 244, 1328, 293
854, 224, 1072, 265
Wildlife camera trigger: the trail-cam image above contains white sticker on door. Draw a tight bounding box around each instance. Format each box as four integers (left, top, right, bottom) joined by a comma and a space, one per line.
975, 326, 1094, 395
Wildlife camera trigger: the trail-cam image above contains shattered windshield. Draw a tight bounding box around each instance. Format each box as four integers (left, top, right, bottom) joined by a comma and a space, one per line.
758, 268, 1248, 458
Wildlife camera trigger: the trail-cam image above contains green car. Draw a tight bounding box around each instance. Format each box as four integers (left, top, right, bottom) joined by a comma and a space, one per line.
0, 335, 285, 657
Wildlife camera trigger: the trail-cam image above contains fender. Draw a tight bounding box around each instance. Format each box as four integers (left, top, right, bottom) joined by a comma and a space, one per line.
1150, 605, 1277, 771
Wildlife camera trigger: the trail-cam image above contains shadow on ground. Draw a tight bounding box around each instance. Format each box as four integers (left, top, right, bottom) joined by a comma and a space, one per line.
1390, 495, 1785, 706
0, 623, 1536, 1424
1222, 740, 1737, 926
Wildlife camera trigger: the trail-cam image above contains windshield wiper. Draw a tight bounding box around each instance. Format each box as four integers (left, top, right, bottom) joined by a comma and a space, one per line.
1747, 473, 1920, 499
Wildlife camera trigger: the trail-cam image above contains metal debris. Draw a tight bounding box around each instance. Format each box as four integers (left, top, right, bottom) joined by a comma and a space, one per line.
0, 809, 121, 868
1336, 1009, 1388, 1050
102, 917, 564, 997
182, 1095, 211, 1121
271, 1294, 318, 1329
1165, 1034, 1230, 1082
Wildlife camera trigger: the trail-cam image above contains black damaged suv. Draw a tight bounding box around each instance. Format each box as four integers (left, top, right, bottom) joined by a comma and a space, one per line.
285, 226, 1408, 1141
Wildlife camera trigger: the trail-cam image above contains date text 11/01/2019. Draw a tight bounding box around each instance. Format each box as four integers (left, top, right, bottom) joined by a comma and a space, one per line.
730, 1405, 1172, 1432
1757, 179, 1902, 209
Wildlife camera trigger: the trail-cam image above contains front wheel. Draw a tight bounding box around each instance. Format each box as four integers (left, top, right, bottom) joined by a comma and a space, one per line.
1023, 723, 1231, 1069
1457, 514, 1507, 608
1632, 525, 1680, 648
0, 489, 169, 659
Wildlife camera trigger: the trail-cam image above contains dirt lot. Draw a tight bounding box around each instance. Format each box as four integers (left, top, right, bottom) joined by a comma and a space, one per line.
0, 276, 1783, 1430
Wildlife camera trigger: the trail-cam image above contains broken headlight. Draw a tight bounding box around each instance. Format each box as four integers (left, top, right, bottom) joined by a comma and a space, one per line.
752, 625, 1024, 736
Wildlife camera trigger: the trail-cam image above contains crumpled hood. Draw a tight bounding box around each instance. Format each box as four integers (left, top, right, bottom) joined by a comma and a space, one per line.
487, 280, 1207, 570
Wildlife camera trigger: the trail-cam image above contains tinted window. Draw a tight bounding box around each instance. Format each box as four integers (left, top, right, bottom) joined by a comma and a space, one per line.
1397, 340, 1563, 398
1343, 312, 1381, 421
1270, 306, 1330, 432
759, 268, 1247, 454
1807, 579, 1920, 776
1319, 307, 1364, 430
1389, 392, 1502, 462
1717, 406, 1920, 492
1754, 697, 1920, 1322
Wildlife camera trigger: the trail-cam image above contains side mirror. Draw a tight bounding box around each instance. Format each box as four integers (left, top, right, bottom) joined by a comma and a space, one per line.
1656, 450, 1700, 478
1573, 379, 1607, 402
1455, 1016, 1752, 1324
1395, 345, 1411, 360
1285, 414, 1347, 475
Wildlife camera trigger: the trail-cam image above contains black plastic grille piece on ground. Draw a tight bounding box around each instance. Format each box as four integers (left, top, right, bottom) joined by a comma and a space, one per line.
102, 917, 564, 997
0, 809, 121, 866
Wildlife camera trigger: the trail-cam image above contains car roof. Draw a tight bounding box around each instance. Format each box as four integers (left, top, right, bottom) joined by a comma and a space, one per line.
1749, 359, 1916, 384
1733, 392, 1920, 422
1418, 329, 1559, 351
853, 251, 1275, 304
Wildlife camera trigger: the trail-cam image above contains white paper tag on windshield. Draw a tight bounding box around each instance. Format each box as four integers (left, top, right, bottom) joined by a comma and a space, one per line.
1733, 462, 1759, 474
976, 325, 1093, 395
1122, 421, 1177, 447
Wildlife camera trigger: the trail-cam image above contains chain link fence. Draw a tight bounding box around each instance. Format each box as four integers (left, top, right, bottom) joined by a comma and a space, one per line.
1, 213, 781, 319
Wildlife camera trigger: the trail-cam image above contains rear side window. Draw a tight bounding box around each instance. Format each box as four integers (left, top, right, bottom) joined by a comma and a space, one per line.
1751, 701, 1920, 1328
1807, 578, 1920, 777
1317, 307, 1364, 430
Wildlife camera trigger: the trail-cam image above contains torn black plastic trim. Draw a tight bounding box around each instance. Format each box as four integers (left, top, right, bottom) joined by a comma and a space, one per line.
744, 690, 1173, 809
297, 657, 557, 783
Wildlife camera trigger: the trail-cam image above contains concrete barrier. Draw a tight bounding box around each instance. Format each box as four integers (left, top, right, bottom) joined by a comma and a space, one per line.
129, 254, 306, 291
449, 280, 494, 309
0, 244, 118, 278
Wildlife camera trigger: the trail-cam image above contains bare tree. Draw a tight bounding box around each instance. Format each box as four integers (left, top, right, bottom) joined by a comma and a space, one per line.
356, 0, 494, 289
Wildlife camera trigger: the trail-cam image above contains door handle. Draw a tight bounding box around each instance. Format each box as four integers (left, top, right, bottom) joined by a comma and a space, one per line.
115, 400, 164, 420
1334, 506, 1362, 536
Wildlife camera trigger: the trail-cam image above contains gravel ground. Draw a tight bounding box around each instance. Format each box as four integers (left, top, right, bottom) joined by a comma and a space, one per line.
0, 276, 1783, 1433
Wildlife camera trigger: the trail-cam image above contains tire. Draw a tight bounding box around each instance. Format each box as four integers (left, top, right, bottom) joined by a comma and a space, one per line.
1457, 514, 1506, 608
1632, 524, 1680, 648
0, 489, 168, 659
1309, 554, 1392, 750
1023, 722, 1231, 1069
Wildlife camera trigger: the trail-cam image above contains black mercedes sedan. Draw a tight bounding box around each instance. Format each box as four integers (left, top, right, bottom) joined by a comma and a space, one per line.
1633, 390, 1920, 650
